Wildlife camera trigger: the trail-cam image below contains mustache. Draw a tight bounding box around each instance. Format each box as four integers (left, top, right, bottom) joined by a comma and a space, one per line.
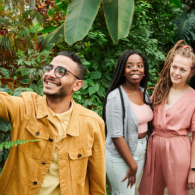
44, 77, 61, 86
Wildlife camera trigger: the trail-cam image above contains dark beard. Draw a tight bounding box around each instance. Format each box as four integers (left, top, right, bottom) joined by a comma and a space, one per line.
43, 85, 69, 99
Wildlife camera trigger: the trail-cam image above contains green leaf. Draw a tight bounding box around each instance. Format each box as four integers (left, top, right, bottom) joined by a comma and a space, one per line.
21, 68, 31, 76
86, 79, 94, 85
42, 26, 58, 34
169, 0, 182, 9
90, 71, 102, 79
19, 78, 29, 84
37, 79, 43, 88
97, 85, 105, 97
0, 68, 9, 78
0, 139, 40, 150
29, 83, 42, 95
88, 83, 99, 96
102, 0, 134, 44
43, 23, 64, 51
65, 0, 101, 45
0, 118, 11, 132
12, 87, 34, 97
82, 80, 88, 89
174, 9, 195, 42
82, 59, 91, 68
0, 84, 11, 93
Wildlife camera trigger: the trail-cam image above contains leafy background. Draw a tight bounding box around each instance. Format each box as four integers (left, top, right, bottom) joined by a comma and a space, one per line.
0, 0, 195, 193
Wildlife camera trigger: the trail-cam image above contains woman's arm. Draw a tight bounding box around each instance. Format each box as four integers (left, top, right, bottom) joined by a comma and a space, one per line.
188, 131, 195, 189
106, 92, 137, 188
112, 137, 137, 188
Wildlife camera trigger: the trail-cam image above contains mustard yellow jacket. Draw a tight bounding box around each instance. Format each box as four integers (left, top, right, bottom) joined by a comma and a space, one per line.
0, 92, 106, 195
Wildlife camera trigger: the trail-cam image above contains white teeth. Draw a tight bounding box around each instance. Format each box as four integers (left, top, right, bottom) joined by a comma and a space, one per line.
47, 82, 57, 87
131, 75, 140, 78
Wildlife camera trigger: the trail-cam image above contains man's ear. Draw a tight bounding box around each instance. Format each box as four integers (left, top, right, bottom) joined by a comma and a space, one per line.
72, 80, 83, 92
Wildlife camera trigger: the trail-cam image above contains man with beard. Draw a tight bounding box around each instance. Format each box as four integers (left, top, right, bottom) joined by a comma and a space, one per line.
0, 51, 106, 195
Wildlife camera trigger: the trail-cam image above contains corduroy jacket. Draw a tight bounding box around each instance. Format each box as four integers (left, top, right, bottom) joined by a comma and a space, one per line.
0, 92, 106, 195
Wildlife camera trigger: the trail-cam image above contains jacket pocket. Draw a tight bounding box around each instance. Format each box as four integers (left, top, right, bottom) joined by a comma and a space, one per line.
69, 148, 92, 179
19, 121, 50, 159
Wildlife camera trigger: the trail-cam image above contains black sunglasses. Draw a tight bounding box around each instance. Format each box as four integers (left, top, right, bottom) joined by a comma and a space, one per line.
43, 65, 80, 80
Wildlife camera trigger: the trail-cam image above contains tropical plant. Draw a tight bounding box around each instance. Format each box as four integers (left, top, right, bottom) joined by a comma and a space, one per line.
0, 48, 52, 174
43, 0, 182, 48
0, 0, 179, 174
174, 9, 195, 44
0, 1, 44, 67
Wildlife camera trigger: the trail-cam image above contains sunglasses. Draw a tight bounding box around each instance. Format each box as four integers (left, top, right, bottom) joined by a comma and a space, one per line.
43, 65, 80, 80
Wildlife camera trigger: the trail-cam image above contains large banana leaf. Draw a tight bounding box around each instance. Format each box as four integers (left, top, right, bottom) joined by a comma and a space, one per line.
43, 23, 64, 51
169, 0, 182, 9
102, 0, 134, 44
65, 0, 101, 45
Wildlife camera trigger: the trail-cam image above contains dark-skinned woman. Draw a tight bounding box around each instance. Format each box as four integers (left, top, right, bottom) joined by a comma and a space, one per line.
103, 50, 153, 194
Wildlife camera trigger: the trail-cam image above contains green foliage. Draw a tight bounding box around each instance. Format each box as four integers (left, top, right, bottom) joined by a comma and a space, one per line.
0, 0, 179, 176
0, 139, 40, 150
46, 0, 179, 47
43, 23, 64, 51
54, 0, 177, 114
65, 0, 101, 45
102, 0, 134, 44
0, 5, 52, 168
169, 0, 182, 9
174, 9, 195, 44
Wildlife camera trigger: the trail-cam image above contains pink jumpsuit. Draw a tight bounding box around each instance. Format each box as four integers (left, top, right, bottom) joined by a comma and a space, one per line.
139, 89, 195, 195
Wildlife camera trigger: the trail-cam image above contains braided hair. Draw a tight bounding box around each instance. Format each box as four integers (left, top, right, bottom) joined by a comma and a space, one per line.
102, 50, 150, 134
152, 40, 195, 108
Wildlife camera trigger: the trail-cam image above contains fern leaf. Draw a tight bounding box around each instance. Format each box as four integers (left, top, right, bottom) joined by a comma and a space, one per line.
0, 139, 40, 150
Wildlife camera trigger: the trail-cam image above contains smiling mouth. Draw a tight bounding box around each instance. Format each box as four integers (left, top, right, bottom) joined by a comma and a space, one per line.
130, 74, 141, 78
172, 76, 180, 80
44, 79, 60, 87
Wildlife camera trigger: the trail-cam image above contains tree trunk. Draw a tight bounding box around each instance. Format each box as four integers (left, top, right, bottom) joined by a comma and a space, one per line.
30, 0, 35, 9
19, 0, 24, 14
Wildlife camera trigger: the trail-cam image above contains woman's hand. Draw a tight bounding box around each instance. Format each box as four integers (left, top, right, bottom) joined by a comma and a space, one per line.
121, 162, 138, 188
188, 170, 195, 189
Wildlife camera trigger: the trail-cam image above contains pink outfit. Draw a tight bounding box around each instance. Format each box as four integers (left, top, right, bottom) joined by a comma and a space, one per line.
139, 89, 195, 195
130, 101, 153, 133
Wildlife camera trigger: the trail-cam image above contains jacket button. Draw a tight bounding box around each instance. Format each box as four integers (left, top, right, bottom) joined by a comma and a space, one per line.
78, 154, 82, 158
35, 132, 40, 136
49, 138, 53, 142
42, 161, 46, 165
33, 181, 37, 185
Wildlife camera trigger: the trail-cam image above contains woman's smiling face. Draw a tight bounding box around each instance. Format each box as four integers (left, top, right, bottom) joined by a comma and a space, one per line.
170, 55, 193, 85
124, 54, 145, 85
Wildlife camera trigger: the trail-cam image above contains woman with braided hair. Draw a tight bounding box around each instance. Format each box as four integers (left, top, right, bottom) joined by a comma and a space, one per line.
139, 40, 195, 195
103, 50, 153, 194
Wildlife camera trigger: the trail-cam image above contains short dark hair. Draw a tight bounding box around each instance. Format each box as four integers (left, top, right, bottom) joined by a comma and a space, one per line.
58, 51, 85, 80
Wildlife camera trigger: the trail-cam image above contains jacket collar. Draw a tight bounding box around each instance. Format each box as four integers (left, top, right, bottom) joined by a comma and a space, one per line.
36, 96, 79, 137
36, 95, 50, 119
65, 100, 79, 137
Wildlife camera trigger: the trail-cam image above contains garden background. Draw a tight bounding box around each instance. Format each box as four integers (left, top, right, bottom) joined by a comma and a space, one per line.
0, 0, 195, 194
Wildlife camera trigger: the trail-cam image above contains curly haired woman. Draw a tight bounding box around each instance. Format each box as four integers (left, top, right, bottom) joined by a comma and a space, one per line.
103, 50, 153, 194
139, 40, 195, 195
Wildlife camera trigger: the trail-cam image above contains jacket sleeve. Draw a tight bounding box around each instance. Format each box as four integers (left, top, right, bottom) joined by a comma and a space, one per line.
106, 93, 123, 138
0, 92, 24, 124
88, 121, 106, 195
